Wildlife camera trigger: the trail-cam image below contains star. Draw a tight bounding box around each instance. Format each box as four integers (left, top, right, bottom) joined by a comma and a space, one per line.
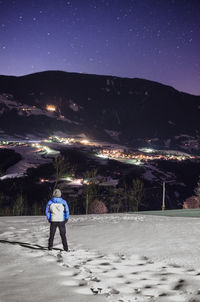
157, 30, 161, 38
0, 0, 199, 95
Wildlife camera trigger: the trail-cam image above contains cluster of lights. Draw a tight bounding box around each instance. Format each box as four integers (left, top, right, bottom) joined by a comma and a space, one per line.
0, 141, 59, 156
31, 142, 59, 155
40, 178, 51, 183
0, 136, 197, 170
42, 175, 91, 186
138, 148, 155, 153
47, 136, 98, 146
47, 136, 76, 144
21, 105, 36, 112
60, 176, 85, 186
31, 142, 44, 151
0, 140, 30, 148
97, 148, 195, 165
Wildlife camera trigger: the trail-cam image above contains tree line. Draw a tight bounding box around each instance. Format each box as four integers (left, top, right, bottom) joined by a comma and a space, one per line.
1, 152, 199, 216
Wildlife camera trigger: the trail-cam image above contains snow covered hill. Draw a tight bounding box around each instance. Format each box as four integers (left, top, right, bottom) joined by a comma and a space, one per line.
1, 214, 200, 302
0, 71, 200, 151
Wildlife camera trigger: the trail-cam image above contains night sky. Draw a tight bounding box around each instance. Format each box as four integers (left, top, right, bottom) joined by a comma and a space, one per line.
0, 0, 200, 95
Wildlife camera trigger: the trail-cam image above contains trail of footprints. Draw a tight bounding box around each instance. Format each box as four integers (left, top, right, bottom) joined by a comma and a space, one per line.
2, 226, 200, 301
48, 249, 200, 302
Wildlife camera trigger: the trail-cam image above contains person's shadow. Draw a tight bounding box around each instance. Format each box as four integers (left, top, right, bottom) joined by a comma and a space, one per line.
0, 239, 62, 251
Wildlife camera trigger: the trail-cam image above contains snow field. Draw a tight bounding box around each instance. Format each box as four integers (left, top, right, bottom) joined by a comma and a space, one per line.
0, 214, 200, 302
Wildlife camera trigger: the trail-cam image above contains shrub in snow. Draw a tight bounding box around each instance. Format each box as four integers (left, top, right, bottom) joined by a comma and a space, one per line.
88, 199, 108, 214
183, 196, 200, 209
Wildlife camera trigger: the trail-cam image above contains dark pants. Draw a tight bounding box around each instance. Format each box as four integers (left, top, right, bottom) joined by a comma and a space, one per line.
48, 221, 68, 250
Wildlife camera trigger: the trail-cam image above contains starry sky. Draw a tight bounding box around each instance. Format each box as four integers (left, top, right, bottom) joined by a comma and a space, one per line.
0, 0, 200, 95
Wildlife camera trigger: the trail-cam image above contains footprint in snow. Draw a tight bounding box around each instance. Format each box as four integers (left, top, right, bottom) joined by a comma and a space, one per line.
57, 252, 63, 263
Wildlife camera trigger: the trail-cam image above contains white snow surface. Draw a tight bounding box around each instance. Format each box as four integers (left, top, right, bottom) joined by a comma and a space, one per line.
0, 145, 52, 179
0, 213, 200, 302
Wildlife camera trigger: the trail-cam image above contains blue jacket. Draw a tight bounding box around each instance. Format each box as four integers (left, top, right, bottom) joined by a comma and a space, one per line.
45, 197, 69, 222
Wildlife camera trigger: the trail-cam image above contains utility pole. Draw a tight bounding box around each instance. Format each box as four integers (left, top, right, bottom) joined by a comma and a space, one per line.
86, 192, 89, 215
162, 181, 166, 210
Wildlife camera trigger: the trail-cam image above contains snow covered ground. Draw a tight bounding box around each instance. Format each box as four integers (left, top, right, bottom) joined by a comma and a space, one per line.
0, 144, 59, 180
0, 214, 200, 302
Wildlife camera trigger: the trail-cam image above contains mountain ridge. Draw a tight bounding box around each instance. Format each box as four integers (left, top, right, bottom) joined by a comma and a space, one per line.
1, 70, 199, 97
0, 70, 199, 151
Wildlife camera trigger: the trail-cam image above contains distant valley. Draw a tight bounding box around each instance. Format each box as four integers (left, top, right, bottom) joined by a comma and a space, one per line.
0, 71, 200, 215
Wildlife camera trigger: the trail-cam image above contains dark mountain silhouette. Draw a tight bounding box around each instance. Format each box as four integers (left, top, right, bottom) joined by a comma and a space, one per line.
0, 70, 199, 149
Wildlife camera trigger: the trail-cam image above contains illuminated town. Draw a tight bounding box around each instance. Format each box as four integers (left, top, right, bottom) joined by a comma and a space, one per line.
0, 135, 197, 167
0, 140, 59, 155
44, 135, 197, 165
0, 134, 200, 212
96, 148, 196, 165
45, 135, 100, 146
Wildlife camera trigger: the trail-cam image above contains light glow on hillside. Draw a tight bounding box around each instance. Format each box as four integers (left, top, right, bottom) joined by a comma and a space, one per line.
80, 139, 90, 145
46, 105, 56, 112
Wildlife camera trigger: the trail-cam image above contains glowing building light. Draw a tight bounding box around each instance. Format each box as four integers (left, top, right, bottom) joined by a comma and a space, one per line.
46, 105, 56, 112
139, 148, 155, 153
80, 139, 90, 145
71, 179, 83, 185
40, 178, 50, 183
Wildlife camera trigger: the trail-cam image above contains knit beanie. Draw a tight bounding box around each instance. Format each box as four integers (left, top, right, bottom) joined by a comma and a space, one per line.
53, 189, 61, 198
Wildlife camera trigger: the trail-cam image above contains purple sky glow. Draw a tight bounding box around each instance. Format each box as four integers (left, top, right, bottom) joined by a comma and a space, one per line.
0, 0, 200, 95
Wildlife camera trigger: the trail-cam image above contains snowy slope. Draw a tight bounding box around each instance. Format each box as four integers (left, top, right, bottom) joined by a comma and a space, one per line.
0, 71, 200, 150
0, 214, 200, 302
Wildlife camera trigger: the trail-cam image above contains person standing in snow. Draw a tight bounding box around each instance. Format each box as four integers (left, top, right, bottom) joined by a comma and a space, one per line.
45, 189, 69, 251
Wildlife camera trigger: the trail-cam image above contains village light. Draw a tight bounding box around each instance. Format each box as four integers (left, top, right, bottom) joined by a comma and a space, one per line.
46, 105, 56, 112
40, 178, 50, 183
96, 153, 109, 159
31, 143, 41, 149
42, 145, 59, 155
72, 179, 83, 185
80, 139, 90, 145
139, 148, 155, 153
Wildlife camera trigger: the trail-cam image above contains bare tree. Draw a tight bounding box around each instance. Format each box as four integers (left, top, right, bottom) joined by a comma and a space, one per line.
53, 155, 72, 190
83, 169, 98, 215
194, 177, 200, 198
129, 178, 144, 212
13, 193, 24, 216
